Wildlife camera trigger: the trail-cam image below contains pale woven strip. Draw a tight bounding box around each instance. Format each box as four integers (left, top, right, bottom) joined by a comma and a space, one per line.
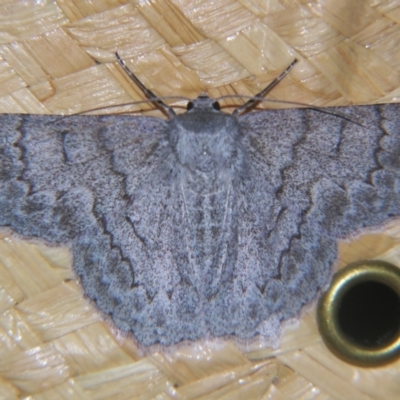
0, 1, 400, 399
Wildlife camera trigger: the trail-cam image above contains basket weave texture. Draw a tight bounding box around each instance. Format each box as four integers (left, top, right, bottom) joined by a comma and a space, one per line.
1, 1, 400, 399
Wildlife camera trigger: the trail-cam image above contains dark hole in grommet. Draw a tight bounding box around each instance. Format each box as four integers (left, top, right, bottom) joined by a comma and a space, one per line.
338, 281, 400, 347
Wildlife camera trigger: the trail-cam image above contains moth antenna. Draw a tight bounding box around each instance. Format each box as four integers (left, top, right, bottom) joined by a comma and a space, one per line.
233, 59, 298, 116
45, 96, 191, 126
116, 52, 176, 118
215, 95, 364, 128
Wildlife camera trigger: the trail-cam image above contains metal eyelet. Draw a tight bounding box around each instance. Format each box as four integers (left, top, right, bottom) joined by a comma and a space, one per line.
317, 260, 400, 367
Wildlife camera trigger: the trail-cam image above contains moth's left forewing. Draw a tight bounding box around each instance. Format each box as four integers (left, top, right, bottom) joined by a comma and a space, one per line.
230, 104, 400, 342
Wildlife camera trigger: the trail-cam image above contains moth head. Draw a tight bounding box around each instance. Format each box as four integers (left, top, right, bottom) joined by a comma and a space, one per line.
186, 95, 221, 112
169, 96, 241, 173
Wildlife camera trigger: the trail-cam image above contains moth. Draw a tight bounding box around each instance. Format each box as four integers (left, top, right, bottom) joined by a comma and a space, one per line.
0, 58, 399, 347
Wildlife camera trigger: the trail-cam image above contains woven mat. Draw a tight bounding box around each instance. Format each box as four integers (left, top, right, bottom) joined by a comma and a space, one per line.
1, 1, 400, 399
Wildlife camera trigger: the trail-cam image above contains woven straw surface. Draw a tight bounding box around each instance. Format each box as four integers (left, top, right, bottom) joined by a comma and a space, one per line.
1, 1, 400, 399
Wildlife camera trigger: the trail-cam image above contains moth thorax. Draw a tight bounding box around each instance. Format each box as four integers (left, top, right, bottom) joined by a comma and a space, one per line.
169, 113, 240, 174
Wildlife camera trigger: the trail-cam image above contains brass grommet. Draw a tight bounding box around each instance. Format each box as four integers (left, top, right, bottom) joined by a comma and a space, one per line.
317, 260, 400, 367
